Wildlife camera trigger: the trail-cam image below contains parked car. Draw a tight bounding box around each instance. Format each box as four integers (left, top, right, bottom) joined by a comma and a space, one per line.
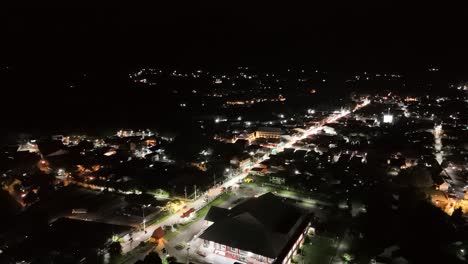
175, 243, 185, 250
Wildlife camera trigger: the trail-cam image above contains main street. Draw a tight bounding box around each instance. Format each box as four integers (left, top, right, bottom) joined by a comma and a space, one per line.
121, 99, 370, 262
120, 171, 249, 254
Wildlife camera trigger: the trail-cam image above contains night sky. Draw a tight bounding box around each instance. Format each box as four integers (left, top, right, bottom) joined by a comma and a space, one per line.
0, 4, 467, 138
2, 4, 467, 72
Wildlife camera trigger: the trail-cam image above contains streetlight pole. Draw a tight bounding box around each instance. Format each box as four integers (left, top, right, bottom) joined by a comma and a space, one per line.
142, 205, 147, 233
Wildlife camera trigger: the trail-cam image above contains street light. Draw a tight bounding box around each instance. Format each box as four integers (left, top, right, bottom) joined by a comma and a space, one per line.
225, 168, 232, 178
142, 204, 150, 233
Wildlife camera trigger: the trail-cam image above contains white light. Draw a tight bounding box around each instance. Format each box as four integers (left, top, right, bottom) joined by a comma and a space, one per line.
383, 114, 393, 123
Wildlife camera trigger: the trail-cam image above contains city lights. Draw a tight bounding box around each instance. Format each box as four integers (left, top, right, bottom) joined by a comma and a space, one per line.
2, 8, 465, 262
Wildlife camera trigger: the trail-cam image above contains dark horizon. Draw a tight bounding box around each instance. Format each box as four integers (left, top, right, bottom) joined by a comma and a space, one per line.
1, 4, 467, 139
1, 4, 468, 74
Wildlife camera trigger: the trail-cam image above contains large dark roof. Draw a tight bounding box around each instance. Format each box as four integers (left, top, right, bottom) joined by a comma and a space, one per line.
200, 192, 307, 259
230, 192, 302, 233
205, 206, 230, 223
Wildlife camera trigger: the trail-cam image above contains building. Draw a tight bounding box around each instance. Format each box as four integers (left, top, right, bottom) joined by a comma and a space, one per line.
250, 167, 267, 176
270, 175, 286, 185
17, 141, 39, 153
230, 154, 252, 170
254, 127, 284, 139
199, 192, 311, 264
117, 129, 134, 138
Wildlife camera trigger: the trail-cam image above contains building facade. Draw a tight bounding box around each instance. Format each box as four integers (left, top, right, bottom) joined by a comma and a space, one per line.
199, 192, 311, 264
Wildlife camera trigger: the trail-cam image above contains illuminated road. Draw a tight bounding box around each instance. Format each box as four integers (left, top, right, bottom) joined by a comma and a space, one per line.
121, 99, 370, 261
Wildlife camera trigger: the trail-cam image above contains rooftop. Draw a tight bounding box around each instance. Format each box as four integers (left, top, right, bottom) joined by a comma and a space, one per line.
257, 127, 284, 134
200, 192, 309, 259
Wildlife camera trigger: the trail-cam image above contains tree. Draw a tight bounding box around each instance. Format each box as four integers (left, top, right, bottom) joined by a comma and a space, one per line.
451, 207, 464, 225
31, 173, 56, 199
143, 252, 162, 264
166, 256, 177, 264
109, 242, 122, 256
23, 191, 39, 205
77, 139, 94, 151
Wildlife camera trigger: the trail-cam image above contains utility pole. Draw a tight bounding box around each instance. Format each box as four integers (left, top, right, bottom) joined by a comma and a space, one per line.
301, 248, 304, 264
184, 186, 187, 200
194, 185, 197, 200
186, 244, 190, 264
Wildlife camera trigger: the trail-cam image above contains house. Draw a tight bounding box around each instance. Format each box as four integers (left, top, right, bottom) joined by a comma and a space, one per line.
246, 144, 263, 155
235, 139, 250, 149
230, 154, 252, 170
270, 175, 286, 185
17, 141, 39, 153
432, 171, 449, 191
199, 193, 311, 264
250, 167, 267, 176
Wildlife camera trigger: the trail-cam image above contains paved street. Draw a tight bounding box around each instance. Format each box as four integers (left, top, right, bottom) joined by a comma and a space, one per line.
120, 171, 249, 255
